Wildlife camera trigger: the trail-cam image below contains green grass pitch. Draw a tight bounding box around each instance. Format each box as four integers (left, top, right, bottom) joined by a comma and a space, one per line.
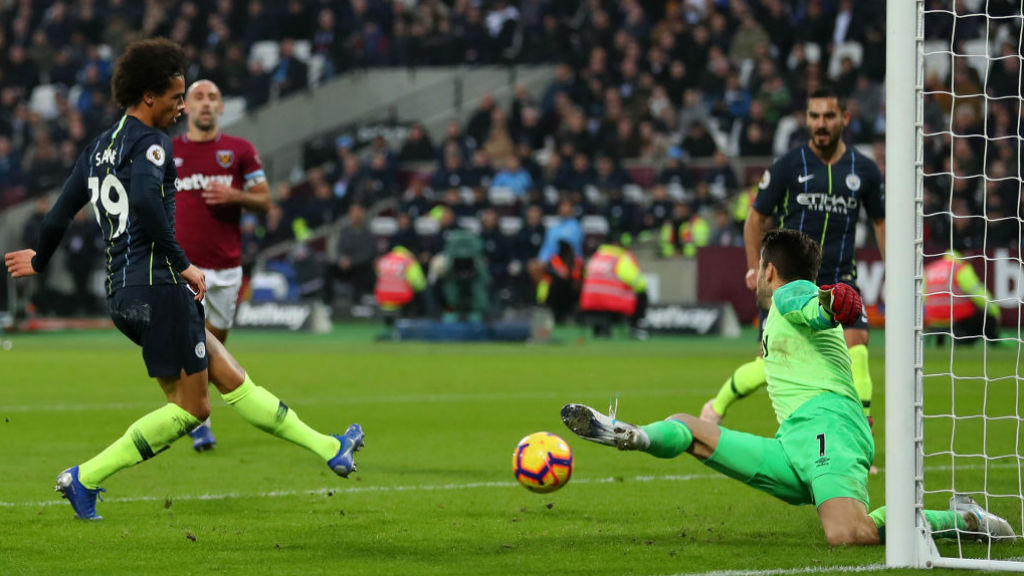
0, 326, 1020, 575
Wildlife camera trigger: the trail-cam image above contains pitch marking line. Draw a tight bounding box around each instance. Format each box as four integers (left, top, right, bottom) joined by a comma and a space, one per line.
659, 564, 888, 576
0, 473, 720, 508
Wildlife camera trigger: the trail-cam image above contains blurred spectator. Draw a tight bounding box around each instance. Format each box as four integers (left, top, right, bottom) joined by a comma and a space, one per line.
324, 204, 376, 307
660, 201, 710, 258
682, 121, 717, 159
270, 37, 309, 99
63, 208, 102, 315
399, 123, 436, 163
401, 177, 434, 219
492, 156, 533, 199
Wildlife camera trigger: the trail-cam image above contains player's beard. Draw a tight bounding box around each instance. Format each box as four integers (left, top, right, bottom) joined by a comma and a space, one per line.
192, 116, 216, 132
812, 128, 841, 157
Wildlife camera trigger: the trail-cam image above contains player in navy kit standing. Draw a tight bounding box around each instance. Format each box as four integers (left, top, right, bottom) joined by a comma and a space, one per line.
173, 79, 272, 452
701, 86, 885, 443
4, 39, 363, 520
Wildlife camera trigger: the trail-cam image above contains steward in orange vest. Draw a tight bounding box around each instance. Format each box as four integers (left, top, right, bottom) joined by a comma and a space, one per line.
375, 245, 427, 313
923, 252, 1000, 341
580, 244, 648, 337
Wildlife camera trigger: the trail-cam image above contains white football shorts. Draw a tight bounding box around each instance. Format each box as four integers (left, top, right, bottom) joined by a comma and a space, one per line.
199, 266, 243, 331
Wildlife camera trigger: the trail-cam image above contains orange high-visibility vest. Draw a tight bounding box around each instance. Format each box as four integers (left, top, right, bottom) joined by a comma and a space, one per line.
580, 250, 637, 316
375, 250, 416, 307
923, 257, 976, 324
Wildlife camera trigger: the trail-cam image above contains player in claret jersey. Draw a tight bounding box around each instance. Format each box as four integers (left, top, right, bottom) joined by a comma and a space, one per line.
4, 40, 363, 521
173, 79, 271, 452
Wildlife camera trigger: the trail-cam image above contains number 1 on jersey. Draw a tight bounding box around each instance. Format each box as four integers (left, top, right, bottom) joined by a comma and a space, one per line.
88, 174, 129, 239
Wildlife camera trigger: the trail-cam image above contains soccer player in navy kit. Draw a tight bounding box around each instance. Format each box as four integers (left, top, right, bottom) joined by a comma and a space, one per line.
4, 39, 363, 520
701, 86, 885, 444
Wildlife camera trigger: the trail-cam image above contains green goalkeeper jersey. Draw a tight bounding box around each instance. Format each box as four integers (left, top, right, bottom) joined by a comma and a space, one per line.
763, 279, 859, 424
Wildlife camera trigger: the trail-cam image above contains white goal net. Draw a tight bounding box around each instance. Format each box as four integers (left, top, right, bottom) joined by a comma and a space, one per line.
888, 0, 1024, 570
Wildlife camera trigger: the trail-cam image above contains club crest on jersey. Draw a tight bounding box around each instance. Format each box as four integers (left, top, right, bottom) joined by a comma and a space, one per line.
845, 173, 861, 192
216, 150, 235, 168
195, 342, 206, 359
758, 169, 771, 189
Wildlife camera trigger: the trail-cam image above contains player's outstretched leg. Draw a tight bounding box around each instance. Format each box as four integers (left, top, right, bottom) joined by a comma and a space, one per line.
58, 372, 208, 519
561, 403, 713, 459
560, 403, 650, 450
188, 416, 216, 452
951, 495, 1016, 541
203, 329, 363, 477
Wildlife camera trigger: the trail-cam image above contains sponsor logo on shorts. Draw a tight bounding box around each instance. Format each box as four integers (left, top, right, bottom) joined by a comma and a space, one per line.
815, 456, 831, 468
195, 342, 206, 359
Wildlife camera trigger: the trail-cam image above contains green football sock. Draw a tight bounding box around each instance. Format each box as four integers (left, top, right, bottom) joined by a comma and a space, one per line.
640, 419, 693, 459
849, 344, 873, 418
78, 403, 200, 489
222, 374, 340, 460
712, 357, 766, 416
868, 506, 965, 541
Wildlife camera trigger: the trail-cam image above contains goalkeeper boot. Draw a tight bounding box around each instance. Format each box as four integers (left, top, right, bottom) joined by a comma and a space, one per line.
327, 423, 364, 478
951, 494, 1016, 542
561, 403, 649, 451
55, 466, 105, 520
188, 420, 217, 452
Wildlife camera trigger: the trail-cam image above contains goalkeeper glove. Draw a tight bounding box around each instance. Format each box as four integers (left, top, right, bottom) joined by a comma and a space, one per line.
819, 283, 863, 325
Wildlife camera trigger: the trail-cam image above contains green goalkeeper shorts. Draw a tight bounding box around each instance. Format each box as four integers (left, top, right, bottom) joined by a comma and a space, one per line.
702, 392, 874, 508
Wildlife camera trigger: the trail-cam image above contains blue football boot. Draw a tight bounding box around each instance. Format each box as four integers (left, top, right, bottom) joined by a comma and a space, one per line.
188, 420, 217, 452
327, 423, 364, 478
55, 466, 105, 520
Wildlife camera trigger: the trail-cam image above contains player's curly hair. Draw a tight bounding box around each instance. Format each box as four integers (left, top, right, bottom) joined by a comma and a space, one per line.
760, 229, 821, 283
110, 38, 187, 109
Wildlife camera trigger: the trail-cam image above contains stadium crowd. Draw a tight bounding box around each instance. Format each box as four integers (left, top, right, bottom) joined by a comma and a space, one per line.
3, 0, 1018, 316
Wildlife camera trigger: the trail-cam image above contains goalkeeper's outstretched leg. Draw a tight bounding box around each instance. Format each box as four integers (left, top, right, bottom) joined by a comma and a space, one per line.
561, 400, 1015, 546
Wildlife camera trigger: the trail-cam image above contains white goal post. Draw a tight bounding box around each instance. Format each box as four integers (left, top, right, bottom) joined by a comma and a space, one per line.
887, 0, 1023, 570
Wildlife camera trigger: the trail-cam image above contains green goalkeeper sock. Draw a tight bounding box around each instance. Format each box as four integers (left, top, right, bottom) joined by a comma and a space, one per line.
849, 344, 873, 418
640, 419, 693, 459
222, 374, 340, 460
78, 403, 200, 489
868, 506, 966, 542
712, 357, 766, 416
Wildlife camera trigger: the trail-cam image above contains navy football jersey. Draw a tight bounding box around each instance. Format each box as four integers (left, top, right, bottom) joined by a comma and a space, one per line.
31, 115, 191, 294
752, 145, 884, 284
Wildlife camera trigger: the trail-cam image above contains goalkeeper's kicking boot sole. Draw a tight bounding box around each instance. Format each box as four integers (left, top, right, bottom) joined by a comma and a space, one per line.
951, 494, 1016, 542
55, 466, 105, 520
328, 423, 364, 478
560, 403, 647, 451
188, 422, 217, 452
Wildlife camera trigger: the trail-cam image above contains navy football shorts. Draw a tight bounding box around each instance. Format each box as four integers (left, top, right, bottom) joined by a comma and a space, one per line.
108, 284, 208, 378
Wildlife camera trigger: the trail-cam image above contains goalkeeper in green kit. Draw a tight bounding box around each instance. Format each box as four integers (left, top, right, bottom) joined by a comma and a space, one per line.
561, 229, 1014, 545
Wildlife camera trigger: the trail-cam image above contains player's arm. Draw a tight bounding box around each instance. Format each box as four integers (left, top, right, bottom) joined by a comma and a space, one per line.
745, 164, 784, 290
202, 180, 271, 213
203, 143, 271, 213
130, 138, 203, 298
863, 162, 886, 262
873, 219, 885, 261
743, 208, 771, 289
7, 153, 92, 276
772, 281, 853, 330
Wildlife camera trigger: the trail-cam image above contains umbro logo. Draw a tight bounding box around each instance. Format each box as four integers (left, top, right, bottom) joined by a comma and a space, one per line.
797, 174, 815, 184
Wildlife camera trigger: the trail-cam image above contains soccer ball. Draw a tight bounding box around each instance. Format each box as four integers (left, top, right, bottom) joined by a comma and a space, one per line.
513, 432, 574, 493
